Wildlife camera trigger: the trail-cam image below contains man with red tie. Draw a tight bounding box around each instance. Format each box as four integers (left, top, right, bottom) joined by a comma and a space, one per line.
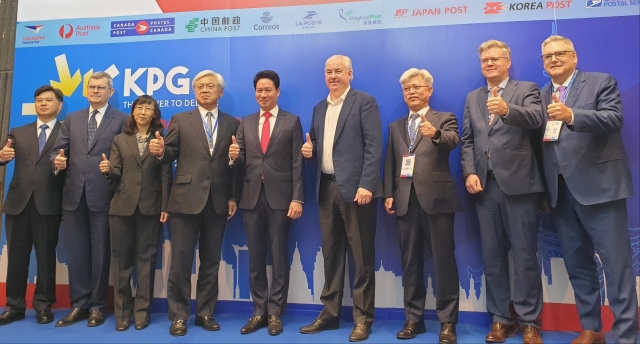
229, 70, 304, 336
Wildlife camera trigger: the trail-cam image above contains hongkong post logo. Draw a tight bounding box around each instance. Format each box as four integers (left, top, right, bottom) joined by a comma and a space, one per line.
110, 18, 175, 37
59, 24, 73, 39
484, 2, 505, 13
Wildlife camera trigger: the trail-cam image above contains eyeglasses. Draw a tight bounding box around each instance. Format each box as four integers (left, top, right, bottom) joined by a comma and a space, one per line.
88, 85, 109, 92
541, 50, 574, 62
195, 84, 218, 92
402, 85, 431, 93
480, 57, 509, 65
134, 105, 155, 113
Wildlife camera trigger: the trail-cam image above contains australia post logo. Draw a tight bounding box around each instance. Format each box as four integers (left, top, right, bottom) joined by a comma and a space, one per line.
59, 24, 100, 39
110, 18, 175, 37
484, 1, 573, 13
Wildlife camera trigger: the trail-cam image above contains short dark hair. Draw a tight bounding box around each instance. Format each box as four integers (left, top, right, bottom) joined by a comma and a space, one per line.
253, 70, 280, 89
34, 85, 63, 102
124, 95, 164, 136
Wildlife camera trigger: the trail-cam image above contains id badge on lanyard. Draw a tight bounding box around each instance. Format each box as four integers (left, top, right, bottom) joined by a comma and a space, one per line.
543, 70, 577, 142
400, 155, 415, 178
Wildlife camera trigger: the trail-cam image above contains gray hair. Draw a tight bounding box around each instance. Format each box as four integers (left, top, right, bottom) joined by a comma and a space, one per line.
326, 54, 353, 80
90, 71, 113, 89
192, 70, 226, 91
541, 35, 575, 51
477, 40, 511, 58
399, 68, 434, 86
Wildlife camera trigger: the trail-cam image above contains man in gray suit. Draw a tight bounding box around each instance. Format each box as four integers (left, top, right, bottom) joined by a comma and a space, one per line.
51, 72, 128, 327
383, 68, 461, 343
149, 70, 240, 337
299, 55, 383, 342
538, 35, 637, 344
460, 40, 544, 344
229, 70, 304, 336
0, 86, 65, 326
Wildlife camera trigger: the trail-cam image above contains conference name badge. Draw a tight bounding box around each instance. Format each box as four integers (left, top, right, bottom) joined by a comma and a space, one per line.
400, 155, 415, 178
543, 120, 562, 142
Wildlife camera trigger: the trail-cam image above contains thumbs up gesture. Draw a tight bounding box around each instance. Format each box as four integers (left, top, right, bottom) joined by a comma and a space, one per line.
418, 114, 437, 138
99, 153, 110, 173
228, 135, 240, 160
301, 133, 313, 158
54, 149, 68, 170
487, 86, 508, 116
0, 139, 15, 162
547, 93, 572, 122
149, 131, 165, 156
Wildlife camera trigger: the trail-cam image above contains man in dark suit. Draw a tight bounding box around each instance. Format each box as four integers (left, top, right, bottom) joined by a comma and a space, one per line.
51, 72, 128, 327
299, 55, 383, 342
460, 40, 544, 344
383, 68, 461, 343
149, 70, 240, 337
0, 85, 65, 326
538, 35, 637, 344
228, 70, 304, 336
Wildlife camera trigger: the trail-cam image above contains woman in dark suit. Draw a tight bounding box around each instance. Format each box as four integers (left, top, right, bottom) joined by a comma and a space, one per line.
99, 95, 172, 331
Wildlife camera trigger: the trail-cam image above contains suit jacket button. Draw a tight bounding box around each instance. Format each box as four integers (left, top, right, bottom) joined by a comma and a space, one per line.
31, 181, 34, 184
488, 135, 492, 138
554, 142, 559, 146
581, 128, 587, 132
86, 155, 90, 158
207, 176, 211, 180
36, 164, 40, 167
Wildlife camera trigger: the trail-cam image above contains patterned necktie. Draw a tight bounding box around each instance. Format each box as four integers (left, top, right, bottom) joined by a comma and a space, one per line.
488, 86, 502, 125
556, 85, 567, 103
38, 124, 49, 154
206, 112, 214, 150
88, 109, 98, 147
408, 113, 419, 146
261, 112, 272, 153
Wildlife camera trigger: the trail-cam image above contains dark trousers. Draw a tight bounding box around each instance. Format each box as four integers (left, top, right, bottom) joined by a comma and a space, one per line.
167, 194, 227, 321
4, 195, 61, 313
243, 184, 291, 317
475, 175, 542, 326
317, 175, 377, 326
110, 209, 161, 323
555, 176, 638, 343
62, 189, 110, 311
398, 186, 459, 324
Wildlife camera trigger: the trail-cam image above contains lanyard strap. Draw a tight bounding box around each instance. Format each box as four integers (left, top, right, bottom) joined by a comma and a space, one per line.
201, 114, 219, 147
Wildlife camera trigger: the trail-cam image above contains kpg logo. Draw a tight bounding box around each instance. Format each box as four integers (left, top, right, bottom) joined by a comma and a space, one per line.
484, 2, 505, 14
59, 24, 73, 39
136, 21, 149, 35
395, 9, 408, 18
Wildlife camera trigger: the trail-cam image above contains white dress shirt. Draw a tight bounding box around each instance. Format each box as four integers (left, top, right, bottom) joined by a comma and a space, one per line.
321, 86, 350, 174
37, 118, 58, 142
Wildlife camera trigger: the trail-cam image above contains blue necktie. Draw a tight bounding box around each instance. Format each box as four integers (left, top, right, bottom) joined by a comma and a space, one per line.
88, 109, 98, 147
408, 113, 419, 147
38, 124, 48, 154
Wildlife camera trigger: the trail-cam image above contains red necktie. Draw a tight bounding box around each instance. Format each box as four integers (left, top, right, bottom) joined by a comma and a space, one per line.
261, 112, 272, 154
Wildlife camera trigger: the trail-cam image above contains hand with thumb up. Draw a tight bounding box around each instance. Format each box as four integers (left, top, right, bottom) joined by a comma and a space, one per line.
228, 135, 240, 160
301, 133, 313, 158
418, 114, 438, 138
99, 153, 110, 174
54, 149, 68, 170
547, 93, 572, 122
0, 139, 15, 162
486, 86, 508, 116
149, 131, 165, 156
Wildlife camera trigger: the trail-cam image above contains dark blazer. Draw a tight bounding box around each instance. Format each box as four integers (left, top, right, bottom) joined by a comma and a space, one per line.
106, 132, 172, 216
384, 109, 462, 216
161, 108, 240, 215
234, 109, 304, 210
539, 70, 633, 207
308, 88, 383, 200
460, 79, 544, 195
50, 105, 128, 211
2, 121, 65, 215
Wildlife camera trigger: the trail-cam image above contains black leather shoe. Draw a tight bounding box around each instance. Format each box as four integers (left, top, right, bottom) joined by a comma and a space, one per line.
241, 315, 267, 334
170, 320, 187, 336
268, 315, 283, 335
195, 315, 220, 331
300, 317, 339, 334
134, 321, 149, 330
396, 320, 426, 339
55, 308, 89, 327
349, 323, 372, 342
0, 310, 25, 326
35, 310, 54, 324
87, 310, 105, 327
439, 322, 457, 344
116, 321, 130, 331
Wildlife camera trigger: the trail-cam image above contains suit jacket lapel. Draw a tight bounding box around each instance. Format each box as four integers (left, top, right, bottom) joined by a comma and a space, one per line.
212, 113, 228, 158
187, 109, 211, 156
564, 69, 585, 108
316, 101, 328, 155
247, 113, 261, 153
413, 109, 436, 149
37, 121, 61, 162
27, 122, 39, 159
80, 108, 89, 151
399, 117, 409, 148
125, 133, 142, 165
478, 87, 490, 131
265, 110, 286, 154
90, 105, 114, 151
333, 88, 356, 144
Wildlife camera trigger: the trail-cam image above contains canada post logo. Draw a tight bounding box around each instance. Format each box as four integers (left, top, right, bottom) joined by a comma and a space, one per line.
110, 18, 175, 37
484, 2, 505, 13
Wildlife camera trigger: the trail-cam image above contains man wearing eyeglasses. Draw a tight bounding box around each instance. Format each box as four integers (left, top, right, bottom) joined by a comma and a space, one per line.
460, 40, 544, 344
383, 68, 461, 343
50, 72, 128, 327
148, 70, 240, 337
538, 35, 637, 344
